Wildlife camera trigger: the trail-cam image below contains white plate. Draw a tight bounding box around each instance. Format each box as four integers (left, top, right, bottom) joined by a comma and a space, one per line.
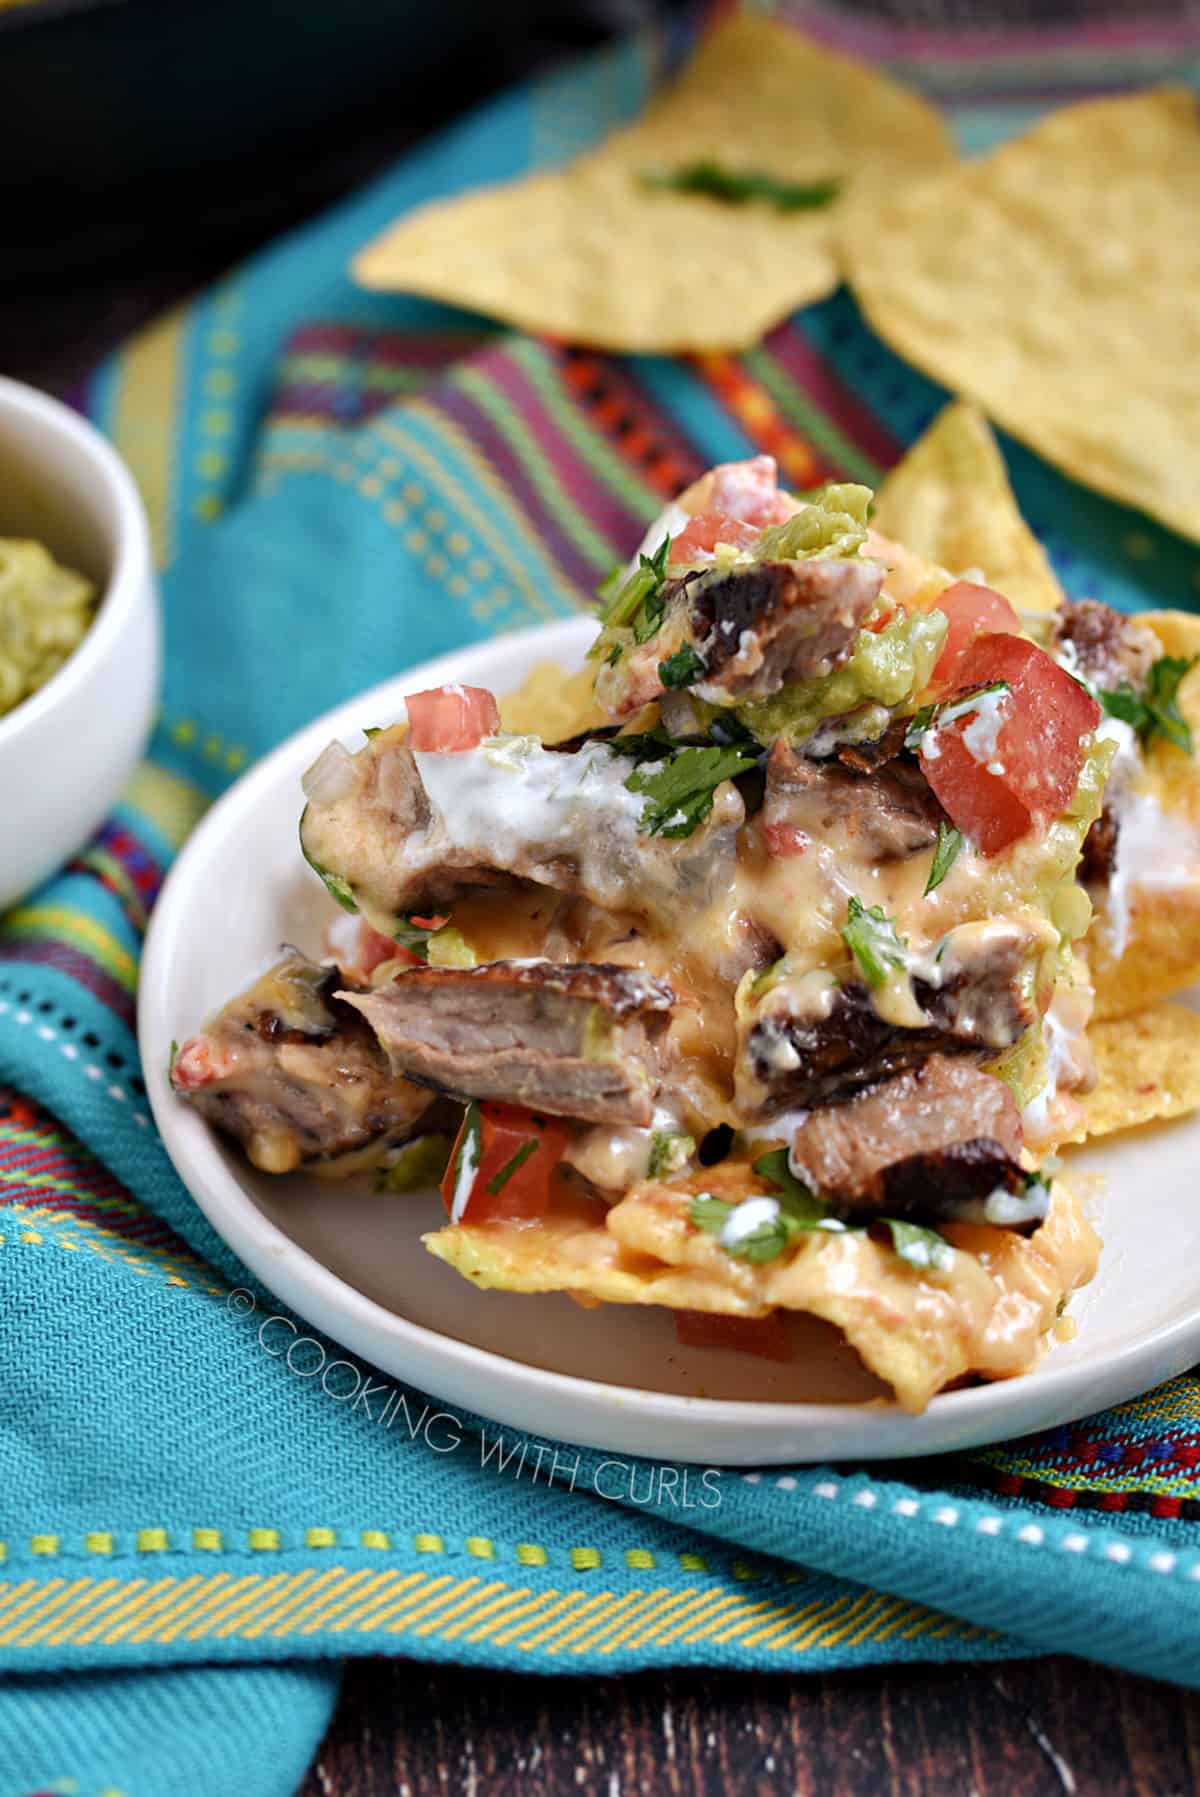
140, 618, 1200, 1464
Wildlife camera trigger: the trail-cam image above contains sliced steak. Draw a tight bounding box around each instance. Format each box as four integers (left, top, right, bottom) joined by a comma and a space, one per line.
787, 1056, 1037, 1228
1051, 601, 1162, 886
595, 556, 884, 718
171, 952, 434, 1174
1052, 598, 1160, 695
342, 960, 675, 1127
763, 740, 945, 862
739, 922, 1041, 1115
300, 731, 743, 927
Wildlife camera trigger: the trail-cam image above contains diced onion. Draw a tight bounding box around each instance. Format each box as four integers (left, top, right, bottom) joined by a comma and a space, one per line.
301, 739, 357, 804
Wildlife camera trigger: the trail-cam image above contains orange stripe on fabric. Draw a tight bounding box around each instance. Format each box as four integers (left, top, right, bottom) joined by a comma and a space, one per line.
692, 351, 822, 489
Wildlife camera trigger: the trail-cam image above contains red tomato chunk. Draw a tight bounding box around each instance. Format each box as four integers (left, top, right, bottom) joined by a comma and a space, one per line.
440, 1103, 572, 1225
919, 635, 1100, 855
407, 684, 500, 752
931, 580, 1022, 688
670, 511, 761, 564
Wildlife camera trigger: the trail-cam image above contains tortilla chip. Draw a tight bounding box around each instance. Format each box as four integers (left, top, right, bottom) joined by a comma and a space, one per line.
425, 1173, 1096, 1414
354, 17, 953, 353
1052, 1004, 1200, 1146
498, 660, 604, 741
1090, 612, 1200, 1019
843, 90, 1200, 541
870, 402, 1063, 614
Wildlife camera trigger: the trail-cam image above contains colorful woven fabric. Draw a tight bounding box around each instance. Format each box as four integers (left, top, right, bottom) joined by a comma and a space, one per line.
4, 11, 1200, 1794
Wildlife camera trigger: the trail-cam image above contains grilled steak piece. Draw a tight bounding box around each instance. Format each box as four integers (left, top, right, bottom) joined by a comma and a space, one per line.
763, 740, 945, 862
739, 922, 1041, 1115
1051, 600, 1162, 886
1052, 598, 1160, 695
171, 952, 434, 1174
787, 1056, 1037, 1228
300, 730, 743, 926
595, 556, 884, 719
342, 960, 676, 1127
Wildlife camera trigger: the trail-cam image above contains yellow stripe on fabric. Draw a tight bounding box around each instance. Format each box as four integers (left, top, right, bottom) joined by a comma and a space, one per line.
508, 1591, 609, 1654
509, 340, 659, 518
412, 1579, 508, 1640
321, 1572, 427, 1638
615, 1587, 720, 1649
255, 1569, 368, 1639
26, 1578, 123, 1648
124, 762, 212, 851
282, 1570, 398, 1639
0, 1580, 93, 1646
105, 1575, 209, 1646
218, 1570, 327, 1641
454, 367, 616, 571
110, 306, 186, 567
381, 411, 561, 620
145, 1573, 240, 1646
491, 1589, 591, 1650
2, 907, 137, 991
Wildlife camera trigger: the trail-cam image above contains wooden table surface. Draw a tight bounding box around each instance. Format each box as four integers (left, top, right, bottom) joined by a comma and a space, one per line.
6, 13, 1197, 1790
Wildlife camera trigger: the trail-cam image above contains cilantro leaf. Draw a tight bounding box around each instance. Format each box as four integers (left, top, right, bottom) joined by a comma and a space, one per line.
376, 1133, 454, 1194
485, 1137, 539, 1197
392, 916, 439, 959
658, 643, 708, 690
924, 822, 964, 896
751, 1149, 830, 1226
595, 564, 624, 606
877, 1217, 955, 1272
168, 1039, 179, 1082
599, 533, 671, 631
626, 745, 756, 838
903, 703, 937, 753
643, 160, 841, 213
1100, 654, 1197, 755
842, 895, 908, 989
687, 1192, 792, 1263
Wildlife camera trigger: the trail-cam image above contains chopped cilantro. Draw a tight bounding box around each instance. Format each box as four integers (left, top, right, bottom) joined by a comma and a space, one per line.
689, 1150, 841, 1264
1099, 654, 1197, 755
485, 1137, 539, 1197
168, 1039, 179, 1081
924, 822, 964, 896
877, 1218, 955, 1272
626, 745, 756, 838
392, 916, 439, 959
633, 582, 668, 645
362, 725, 383, 739
658, 643, 708, 689
842, 895, 908, 989
643, 161, 841, 213
598, 533, 671, 631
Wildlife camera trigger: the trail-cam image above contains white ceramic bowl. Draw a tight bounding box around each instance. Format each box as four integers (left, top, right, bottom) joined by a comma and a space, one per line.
142, 620, 1200, 1465
0, 376, 159, 908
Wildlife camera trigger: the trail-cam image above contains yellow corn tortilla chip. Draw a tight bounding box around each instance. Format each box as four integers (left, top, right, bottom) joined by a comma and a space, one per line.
843, 90, 1200, 542
497, 660, 604, 741
354, 17, 953, 353
1090, 611, 1200, 1019
870, 402, 1063, 614
1052, 1003, 1200, 1146
425, 1174, 1096, 1414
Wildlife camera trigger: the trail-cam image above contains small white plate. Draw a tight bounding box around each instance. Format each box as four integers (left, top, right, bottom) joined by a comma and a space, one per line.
140, 619, 1200, 1464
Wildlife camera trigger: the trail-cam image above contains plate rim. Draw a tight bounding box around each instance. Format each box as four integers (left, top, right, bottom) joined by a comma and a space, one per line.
139, 617, 1200, 1463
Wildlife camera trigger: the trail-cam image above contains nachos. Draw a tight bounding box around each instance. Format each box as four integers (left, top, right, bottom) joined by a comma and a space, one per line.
172, 417, 1200, 1412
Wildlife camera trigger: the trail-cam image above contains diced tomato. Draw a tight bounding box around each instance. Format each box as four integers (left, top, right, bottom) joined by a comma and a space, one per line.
930, 580, 1023, 688
707, 454, 794, 527
171, 1035, 236, 1091
763, 821, 809, 858
440, 1103, 573, 1225
358, 922, 408, 973
669, 511, 762, 564
406, 684, 499, 752
919, 634, 1101, 856
673, 1310, 794, 1363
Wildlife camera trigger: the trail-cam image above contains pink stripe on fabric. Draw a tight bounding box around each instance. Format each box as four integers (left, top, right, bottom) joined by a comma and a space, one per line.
766, 326, 903, 474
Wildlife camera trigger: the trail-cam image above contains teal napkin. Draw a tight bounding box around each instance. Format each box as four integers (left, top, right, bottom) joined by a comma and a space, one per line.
4, 18, 1200, 1797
